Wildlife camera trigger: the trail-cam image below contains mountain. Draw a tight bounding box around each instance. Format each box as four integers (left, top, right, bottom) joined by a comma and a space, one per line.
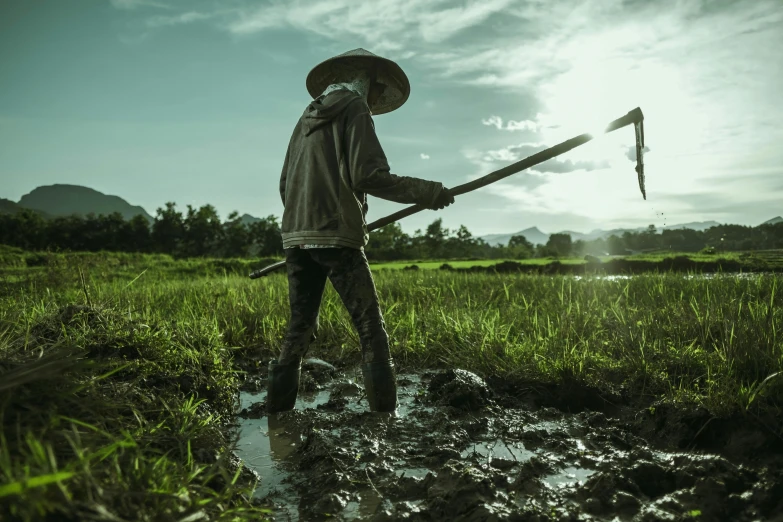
479, 221, 724, 247
762, 216, 782, 225
17, 184, 153, 222
239, 214, 263, 226
664, 221, 721, 231
0, 198, 22, 214
0, 198, 51, 217
480, 227, 550, 246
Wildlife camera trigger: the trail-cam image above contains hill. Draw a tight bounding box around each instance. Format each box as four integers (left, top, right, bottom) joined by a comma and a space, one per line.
480, 227, 550, 247
0, 198, 22, 214
479, 221, 724, 247
762, 216, 782, 225
17, 184, 153, 222
0, 198, 51, 218
239, 214, 263, 226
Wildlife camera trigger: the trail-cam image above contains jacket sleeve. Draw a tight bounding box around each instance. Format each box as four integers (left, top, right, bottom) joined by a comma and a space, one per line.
344, 102, 443, 207
279, 145, 290, 206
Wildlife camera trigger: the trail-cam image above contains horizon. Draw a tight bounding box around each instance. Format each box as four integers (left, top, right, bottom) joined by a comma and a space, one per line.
7, 182, 780, 238
2, 0, 782, 237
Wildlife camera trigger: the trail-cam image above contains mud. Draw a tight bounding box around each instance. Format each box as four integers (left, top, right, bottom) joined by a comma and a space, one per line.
234, 366, 783, 521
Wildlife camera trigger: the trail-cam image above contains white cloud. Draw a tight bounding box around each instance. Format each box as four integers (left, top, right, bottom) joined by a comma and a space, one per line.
225, 0, 515, 55
420, 153, 430, 160
481, 115, 502, 130
506, 119, 537, 132
482, 115, 537, 132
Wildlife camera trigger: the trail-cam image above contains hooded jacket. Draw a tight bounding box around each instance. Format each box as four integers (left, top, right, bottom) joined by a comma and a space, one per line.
279, 88, 444, 249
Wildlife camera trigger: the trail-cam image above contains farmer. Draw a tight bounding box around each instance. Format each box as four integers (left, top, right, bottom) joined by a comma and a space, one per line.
268, 48, 454, 413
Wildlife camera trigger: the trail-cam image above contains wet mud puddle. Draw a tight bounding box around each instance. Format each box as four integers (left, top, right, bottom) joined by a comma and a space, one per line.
235, 362, 780, 521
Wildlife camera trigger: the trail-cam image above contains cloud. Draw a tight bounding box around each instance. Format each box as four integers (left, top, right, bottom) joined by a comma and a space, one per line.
481, 115, 503, 129
535, 158, 611, 174
482, 115, 538, 132
146, 11, 213, 28
420, 153, 430, 160
478, 142, 610, 173
506, 119, 538, 132
110, 0, 169, 9
225, 0, 516, 54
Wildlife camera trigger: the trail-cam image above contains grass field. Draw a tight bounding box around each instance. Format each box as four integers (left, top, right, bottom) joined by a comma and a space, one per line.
368, 250, 773, 271
1, 250, 782, 520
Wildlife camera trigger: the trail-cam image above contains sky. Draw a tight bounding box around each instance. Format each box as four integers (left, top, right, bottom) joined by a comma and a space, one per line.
1, 0, 782, 236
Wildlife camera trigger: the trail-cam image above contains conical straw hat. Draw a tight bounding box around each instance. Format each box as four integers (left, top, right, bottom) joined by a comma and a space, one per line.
305, 48, 411, 115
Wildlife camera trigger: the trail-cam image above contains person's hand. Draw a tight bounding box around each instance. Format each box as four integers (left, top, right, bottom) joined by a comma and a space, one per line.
430, 188, 455, 210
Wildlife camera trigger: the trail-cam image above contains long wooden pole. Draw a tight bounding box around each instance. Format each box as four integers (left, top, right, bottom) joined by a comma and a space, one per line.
250, 107, 645, 279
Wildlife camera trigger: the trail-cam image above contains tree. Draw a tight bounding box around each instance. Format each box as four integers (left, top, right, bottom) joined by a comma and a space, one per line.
248, 216, 283, 257
546, 233, 572, 258
152, 202, 185, 255
445, 225, 478, 258
636, 224, 659, 250
424, 218, 449, 258
0, 209, 47, 250
182, 204, 223, 257
222, 211, 249, 258
606, 234, 625, 255
366, 222, 410, 260
125, 214, 152, 252
508, 234, 534, 259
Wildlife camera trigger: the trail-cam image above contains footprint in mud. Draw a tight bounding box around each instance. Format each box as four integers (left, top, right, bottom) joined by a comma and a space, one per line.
235, 370, 782, 522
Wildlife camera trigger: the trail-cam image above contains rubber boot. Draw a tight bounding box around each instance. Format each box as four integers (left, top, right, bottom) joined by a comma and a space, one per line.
361, 359, 398, 413
266, 360, 301, 413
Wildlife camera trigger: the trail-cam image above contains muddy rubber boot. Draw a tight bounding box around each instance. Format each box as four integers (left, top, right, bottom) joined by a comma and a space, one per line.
266, 360, 301, 413
361, 359, 398, 413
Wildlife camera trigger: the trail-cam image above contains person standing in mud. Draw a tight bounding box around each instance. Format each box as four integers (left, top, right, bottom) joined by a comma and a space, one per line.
267, 48, 455, 414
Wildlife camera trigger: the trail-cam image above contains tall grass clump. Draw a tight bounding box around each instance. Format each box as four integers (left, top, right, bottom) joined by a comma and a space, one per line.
0, 290, 271, 521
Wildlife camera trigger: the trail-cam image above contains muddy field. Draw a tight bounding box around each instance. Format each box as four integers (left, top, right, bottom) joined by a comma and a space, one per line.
234, 360, 783, 522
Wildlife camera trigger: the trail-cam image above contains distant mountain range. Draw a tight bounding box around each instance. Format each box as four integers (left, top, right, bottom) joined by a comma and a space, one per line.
478, 221, 726, 247
1, 185, 154, 222
478, 217, 782, 246
1, 185, 780, 243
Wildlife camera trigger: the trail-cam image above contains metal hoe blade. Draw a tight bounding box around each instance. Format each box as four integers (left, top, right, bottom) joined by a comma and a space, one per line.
635, 119, 646, 200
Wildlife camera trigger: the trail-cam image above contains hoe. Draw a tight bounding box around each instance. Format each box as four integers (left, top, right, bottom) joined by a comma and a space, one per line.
250, 107, 646, 279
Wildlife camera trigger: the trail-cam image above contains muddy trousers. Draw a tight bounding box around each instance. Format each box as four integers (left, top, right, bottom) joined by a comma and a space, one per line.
277, 247, 392, 366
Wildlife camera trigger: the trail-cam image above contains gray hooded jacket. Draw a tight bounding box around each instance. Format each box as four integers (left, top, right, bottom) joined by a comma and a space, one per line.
279, 88, 444, 249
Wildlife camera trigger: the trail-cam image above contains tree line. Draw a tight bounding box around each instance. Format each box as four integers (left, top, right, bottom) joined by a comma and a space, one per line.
1, 203, 782, 259
0, 204, 282, 258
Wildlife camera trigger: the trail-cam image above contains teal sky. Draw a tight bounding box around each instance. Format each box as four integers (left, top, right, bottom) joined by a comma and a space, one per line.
2, 0, 781, 236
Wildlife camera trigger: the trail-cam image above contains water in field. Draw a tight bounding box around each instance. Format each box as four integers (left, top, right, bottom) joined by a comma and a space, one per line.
234, 364, 781, 521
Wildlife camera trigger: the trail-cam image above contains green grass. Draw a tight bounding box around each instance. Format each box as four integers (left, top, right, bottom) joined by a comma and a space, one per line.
2, 252, 783, 519
368, 250, 775, 270
0, 270, 274, 520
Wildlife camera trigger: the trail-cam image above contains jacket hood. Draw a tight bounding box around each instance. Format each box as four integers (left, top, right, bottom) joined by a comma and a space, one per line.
303, 89, 364, 136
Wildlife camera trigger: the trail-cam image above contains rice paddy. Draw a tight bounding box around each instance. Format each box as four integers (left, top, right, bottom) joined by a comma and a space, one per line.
1, 251, 781, 520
